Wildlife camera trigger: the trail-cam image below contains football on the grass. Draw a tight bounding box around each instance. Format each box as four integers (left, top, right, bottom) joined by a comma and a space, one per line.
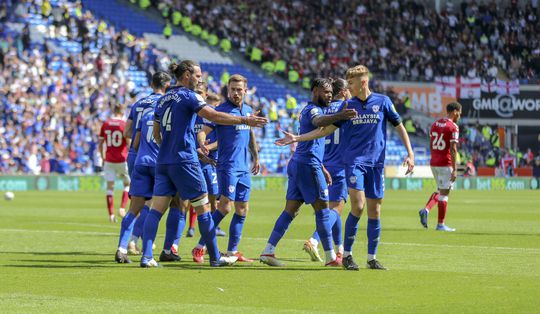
4, 191, 15, 201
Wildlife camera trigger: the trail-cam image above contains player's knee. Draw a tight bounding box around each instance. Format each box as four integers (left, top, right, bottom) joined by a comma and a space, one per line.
235, 204, 248, 216
439, 195, 449, 203
191, 195, 209, 208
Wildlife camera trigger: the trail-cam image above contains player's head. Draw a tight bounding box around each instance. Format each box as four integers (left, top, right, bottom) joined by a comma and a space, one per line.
331, 77, 351, 100
346, 65, 369, 95
195, 81, 208, 99
150, 71, 172, 92
168, 60, 202, 91
446, 102, 462, 122
112, 103, 123, 116
227, 74, 248, 106
206, 92, 221, 107
311, 77, 332, 107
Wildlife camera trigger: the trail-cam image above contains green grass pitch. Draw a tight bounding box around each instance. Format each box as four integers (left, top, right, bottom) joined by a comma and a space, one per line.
0, 189, 539, 313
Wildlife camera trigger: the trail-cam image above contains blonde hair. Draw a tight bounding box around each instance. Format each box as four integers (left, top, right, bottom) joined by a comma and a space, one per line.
346, 65, 369, 80
228, 74, 248, 87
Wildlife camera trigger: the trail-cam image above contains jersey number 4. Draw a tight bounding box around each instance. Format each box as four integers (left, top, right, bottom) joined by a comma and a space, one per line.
105, 130, 123, 147
163, 107, 172, 131
431, 131, 446, 150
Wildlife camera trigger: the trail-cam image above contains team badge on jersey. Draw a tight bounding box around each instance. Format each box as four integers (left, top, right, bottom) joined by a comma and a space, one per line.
350, 176, 357, 184
372, 105, 380, 113
323, 189, 329, 197
229, 185, 235, 193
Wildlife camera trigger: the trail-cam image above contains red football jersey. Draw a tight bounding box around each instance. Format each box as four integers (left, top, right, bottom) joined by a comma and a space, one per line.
99, 117, 128, 163
430, 118, 459, 167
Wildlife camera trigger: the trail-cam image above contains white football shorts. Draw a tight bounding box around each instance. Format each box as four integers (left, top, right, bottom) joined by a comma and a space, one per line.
104, 162, 130, 183
431, 166, 454, 190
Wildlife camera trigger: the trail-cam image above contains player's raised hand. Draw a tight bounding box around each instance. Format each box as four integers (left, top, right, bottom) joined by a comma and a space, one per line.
337, 101, 357, 120
403, 155, 415, 175
275, 129, 297, 146
244, 115, 268, 128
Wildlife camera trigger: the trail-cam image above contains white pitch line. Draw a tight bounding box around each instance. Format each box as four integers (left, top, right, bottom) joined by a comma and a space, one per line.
0, 228, 539, 253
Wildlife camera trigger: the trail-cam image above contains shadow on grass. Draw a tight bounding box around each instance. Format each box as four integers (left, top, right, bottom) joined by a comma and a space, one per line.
0, 251, 110, 256
2, 264, 118, 269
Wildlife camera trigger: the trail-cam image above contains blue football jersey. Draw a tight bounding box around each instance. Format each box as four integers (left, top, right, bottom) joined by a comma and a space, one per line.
334, 93, 401, 167
292, 102, 325, 165
127, 93, 162, 153
135, 110, 159, 167
154, 86, 206, 165
323, 100, 345, 168
194, 115, 218, 162
211, 100, 252, 172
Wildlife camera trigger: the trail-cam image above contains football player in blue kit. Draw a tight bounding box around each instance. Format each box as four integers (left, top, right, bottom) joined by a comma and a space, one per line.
115, 71, 171, 263
140, 60, 267, 267
259, 78, 357, 267
303, 78, 351, 265
192, 74, 260, 263
276, 65, 414, 270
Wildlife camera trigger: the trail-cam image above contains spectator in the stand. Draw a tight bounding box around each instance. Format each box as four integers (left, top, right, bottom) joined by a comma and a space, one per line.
501, 150, 516, 177
154, 0, 538, 82
533, 156, 540, 178
276, 153, 288, 175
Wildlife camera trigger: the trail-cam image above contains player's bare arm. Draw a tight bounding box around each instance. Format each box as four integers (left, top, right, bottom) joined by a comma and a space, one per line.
196, 125, 213, 155
395, 123, 415, 175
249, 128, 260, 175
312, 102, 357, 127
98, 138, 105, 162
198, 106, 268, 127
450, 141, 458, 182
322, 165, 332, 186
152, 120, 162, 145
133, 131, 141, 152
275, 125, 338, 146
124, 119, 133, 139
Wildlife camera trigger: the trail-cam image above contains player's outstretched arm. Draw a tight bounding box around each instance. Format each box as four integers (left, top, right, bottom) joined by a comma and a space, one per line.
312, 102, 357, 127
198, 106, 268, 127
275, 125, 337, 146
395, 123, 415, 175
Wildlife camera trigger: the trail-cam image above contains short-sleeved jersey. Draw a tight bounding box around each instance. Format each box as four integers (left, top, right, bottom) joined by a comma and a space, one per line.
127, 93, 162, 153
323, 100, 345, 168
194, 115, 218, 163
334, 93, 402, 167
99, 117, 128, 163
293, 102, 325, 165
154, 86, 206, 165
430, 118, 459, 167
135, 110, 159, 167
210, 100, 252, 172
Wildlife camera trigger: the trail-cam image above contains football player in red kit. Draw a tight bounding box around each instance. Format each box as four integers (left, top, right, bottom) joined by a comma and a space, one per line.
98, 104, 130, 222
419, 102, 462, 232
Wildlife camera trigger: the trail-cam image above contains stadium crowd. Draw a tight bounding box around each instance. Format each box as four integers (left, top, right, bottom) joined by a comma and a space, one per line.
156, 0, 540, 82
1, 0, 538, 176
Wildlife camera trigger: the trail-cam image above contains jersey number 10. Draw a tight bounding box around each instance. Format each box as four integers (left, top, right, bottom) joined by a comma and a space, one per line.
105, 130, 123, 147
431, 131, 446, 150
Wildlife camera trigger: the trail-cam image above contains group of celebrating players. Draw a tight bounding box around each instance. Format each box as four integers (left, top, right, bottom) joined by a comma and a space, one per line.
99, 60, 461, 269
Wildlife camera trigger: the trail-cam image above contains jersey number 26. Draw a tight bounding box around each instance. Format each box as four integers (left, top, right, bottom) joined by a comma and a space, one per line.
431, 131, 446, 151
